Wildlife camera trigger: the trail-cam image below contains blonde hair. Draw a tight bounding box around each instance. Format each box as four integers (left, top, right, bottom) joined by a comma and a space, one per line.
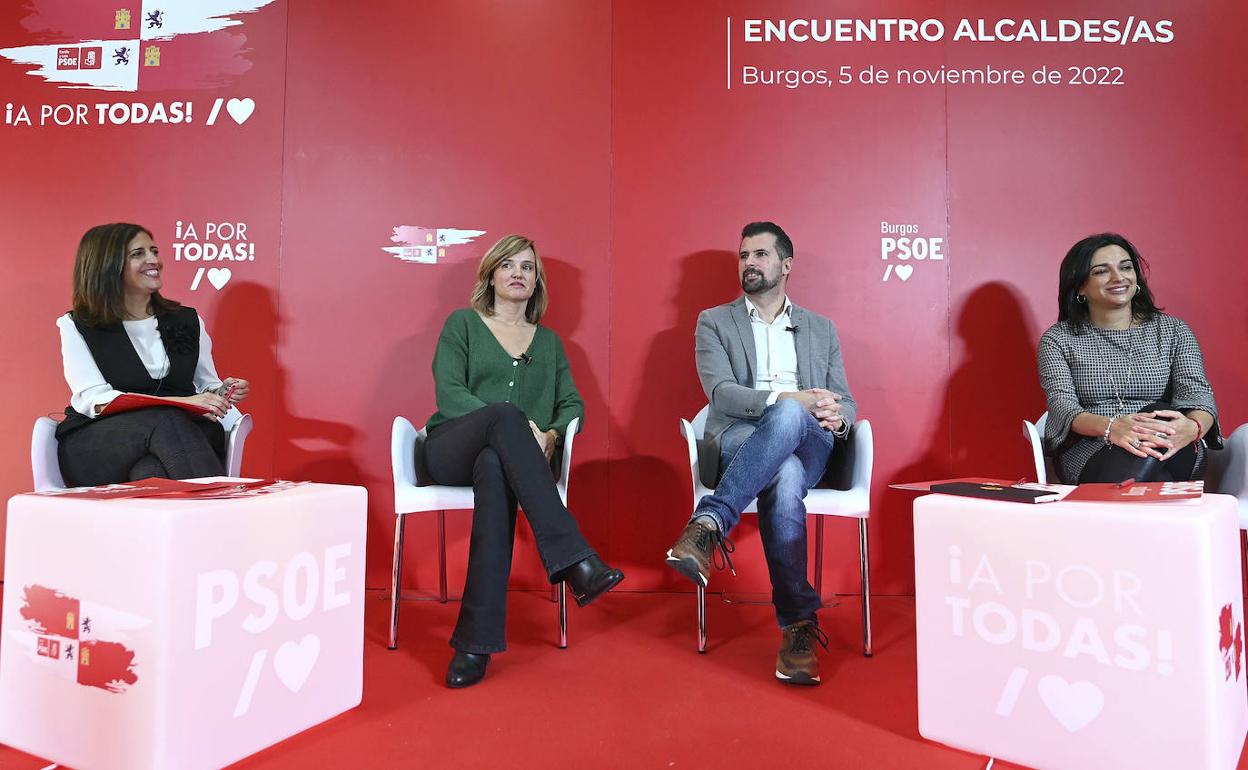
470, 235, 548, 324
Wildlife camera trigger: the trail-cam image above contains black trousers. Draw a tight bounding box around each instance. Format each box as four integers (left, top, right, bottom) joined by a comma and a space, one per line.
58, 407, 226, 487
425, 403, 594, 654
1079, 402, 1200, 483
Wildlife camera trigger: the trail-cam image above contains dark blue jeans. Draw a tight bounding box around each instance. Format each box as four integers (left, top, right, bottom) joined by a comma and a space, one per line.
692, 398, 836, 627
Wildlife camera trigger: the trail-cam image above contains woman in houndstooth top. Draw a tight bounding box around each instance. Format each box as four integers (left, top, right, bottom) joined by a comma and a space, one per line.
1038, 233, 1221, 483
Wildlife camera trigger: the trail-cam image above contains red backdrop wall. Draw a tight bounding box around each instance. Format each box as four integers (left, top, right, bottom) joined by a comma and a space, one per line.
2, 1, 1244, 597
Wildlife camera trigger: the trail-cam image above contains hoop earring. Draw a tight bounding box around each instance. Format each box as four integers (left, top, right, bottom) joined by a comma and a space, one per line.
1076, 294, 1087, 304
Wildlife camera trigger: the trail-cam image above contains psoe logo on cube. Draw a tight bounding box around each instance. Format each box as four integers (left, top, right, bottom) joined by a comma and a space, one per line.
383, 225, 486, 264
55, 47, 79, 70
194, 545, 354, 717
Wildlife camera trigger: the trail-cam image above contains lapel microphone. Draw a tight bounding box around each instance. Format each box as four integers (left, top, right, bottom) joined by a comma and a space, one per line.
785, 324, 799, 333
519, 353, 533, 365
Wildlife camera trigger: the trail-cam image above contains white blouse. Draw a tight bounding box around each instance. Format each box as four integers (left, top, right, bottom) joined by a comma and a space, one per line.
56, 313, 240, 427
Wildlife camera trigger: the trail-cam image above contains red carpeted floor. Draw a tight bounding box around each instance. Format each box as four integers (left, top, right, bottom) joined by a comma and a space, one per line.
2, 591, 1246, 769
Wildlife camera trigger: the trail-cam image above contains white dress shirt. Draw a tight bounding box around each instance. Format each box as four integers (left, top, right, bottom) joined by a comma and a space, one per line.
57, 313, 239, 427
744, 296, 799, 405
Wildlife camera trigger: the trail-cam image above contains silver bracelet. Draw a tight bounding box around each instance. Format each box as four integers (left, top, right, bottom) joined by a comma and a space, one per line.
1102, 414, 1119, 445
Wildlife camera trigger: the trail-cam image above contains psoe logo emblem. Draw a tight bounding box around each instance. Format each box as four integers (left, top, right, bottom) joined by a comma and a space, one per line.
55, 47, 79, 70
383, 225, 486, 264
194, 544, 353, 717
880, 221, 944, 282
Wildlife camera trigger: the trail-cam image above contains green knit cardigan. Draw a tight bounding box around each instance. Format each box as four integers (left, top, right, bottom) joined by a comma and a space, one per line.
427, 308, 584, 437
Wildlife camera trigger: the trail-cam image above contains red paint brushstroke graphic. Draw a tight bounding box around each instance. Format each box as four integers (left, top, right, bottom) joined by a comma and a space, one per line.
137, 30, 254, 92
20, 584, 80, 639
77, 640, 138, 692
1236, 624, 1244, 681
18, 0, 138, 45
19, 585, 139, 693
1218, 603, 1243, 681
4, 1, 277, 93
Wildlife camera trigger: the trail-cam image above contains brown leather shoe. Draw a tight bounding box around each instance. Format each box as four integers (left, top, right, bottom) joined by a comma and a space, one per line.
776, 620, 829, 686
665, 519, 734, 587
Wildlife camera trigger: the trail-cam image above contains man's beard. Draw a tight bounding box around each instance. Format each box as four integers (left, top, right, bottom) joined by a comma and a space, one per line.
741, 270, 778, 295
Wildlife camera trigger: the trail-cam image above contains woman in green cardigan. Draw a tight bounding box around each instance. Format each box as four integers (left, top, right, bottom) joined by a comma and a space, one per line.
425, 235, 624, 688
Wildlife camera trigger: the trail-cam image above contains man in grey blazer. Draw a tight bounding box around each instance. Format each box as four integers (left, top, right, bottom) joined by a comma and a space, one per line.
666, 221, 856, 686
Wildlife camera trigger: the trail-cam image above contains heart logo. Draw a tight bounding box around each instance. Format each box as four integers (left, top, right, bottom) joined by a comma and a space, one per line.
274, 634, 320, 693
226, 97, 255, 125
894, 264, 914, 281
1037, 675, 1104, 732
206, 267, 232, 290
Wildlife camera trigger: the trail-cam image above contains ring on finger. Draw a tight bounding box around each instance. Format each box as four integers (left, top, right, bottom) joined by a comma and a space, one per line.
1130, 439, 1142, 449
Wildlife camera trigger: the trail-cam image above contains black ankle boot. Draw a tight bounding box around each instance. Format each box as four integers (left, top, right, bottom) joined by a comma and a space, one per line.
556, 554, 625, 607
446, 651, 490, 688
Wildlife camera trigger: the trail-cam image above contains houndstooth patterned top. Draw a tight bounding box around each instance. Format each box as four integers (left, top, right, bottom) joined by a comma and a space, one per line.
1038, 314, 1219, 483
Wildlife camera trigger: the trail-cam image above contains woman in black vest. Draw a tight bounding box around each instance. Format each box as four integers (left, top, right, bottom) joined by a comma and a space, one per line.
55, 223, 250, 486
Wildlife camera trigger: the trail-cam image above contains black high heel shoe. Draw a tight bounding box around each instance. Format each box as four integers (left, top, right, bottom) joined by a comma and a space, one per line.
446, 651, 490, 688
556, 554, 625, 607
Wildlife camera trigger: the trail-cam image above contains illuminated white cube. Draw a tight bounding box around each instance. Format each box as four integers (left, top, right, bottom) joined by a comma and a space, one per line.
0, 482, 366, 770
915, 492, 1247, 770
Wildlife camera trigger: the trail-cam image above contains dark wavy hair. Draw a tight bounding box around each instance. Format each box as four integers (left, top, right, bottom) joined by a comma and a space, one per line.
1057, 232, 1161, 327
72, 223, 180, 327
741, 221, 793, 260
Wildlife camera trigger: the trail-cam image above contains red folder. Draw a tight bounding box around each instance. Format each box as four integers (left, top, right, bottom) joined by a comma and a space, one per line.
33, 478, 303, 500
99, 393, 211, 417
1063, 480, 1203, 503
163, 479, 308, 499
33, 478, 241, 499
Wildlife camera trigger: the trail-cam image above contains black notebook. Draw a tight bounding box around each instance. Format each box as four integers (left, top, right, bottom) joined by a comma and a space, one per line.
930, 482, 1064, 504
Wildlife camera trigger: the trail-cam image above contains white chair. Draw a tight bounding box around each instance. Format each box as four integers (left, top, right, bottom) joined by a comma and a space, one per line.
679, 406, 873, 655
1022, 412, 1058, 484
389, 415, 579, 650
30, 417, 64, 492
224, 413, 253, 477
1205, 424, 1248, 603
30, 413, 254, 492
1207, 424, 1248, 522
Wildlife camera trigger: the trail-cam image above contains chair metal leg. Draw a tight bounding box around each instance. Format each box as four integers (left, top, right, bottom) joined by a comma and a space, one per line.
388, 513, 406, 650
859, 519, 873, 657
697, 584, 707, 654
558, 582, 568, 649
438, 510, 448, 603
814, 516, 825, 599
